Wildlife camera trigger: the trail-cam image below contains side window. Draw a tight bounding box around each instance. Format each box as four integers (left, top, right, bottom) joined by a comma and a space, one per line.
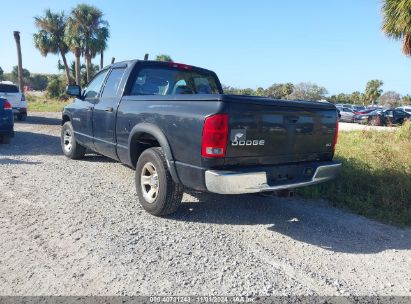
101, 68, 126, 98
83, 70, 109, 99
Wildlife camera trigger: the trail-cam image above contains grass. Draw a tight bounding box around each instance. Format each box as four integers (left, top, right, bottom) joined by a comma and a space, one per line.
299, 121, 411, 227
26, 93, 71, 112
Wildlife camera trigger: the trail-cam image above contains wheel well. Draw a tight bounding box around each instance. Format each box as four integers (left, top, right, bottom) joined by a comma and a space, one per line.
130, 132, 161, 168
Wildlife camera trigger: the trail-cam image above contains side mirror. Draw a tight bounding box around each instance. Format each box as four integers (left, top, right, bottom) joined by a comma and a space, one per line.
66, 85, 81, 98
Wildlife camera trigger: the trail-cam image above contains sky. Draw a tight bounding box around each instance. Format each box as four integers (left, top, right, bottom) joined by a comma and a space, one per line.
0, 0, 409, 95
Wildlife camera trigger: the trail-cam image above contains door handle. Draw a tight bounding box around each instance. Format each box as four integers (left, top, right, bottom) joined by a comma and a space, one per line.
86, 106, 93, 111
104, 107, 114, 113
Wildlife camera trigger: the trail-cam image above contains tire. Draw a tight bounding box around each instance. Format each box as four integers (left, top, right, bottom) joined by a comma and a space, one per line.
0, 135, 11, 144
369, 117, 381, 126
135, 147, 183, 216
61, 121, 86, 159
17, 113, 27, 121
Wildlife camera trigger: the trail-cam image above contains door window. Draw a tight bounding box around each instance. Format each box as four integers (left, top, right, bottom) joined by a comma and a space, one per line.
83, 70, 109, 100
101, 68, 126, 98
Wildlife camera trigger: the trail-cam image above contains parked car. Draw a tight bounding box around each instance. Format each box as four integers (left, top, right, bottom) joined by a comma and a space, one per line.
336, 104, 365, 112
61, 60, 341, 216
356, 108, 409, 126
354, 108, 375, 115
336, 106, 355, 122
0, 81, 27, 121
0, 97, 14, 144
396, 106, 411, 115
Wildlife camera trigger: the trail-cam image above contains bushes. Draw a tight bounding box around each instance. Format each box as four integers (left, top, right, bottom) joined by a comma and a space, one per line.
46, 75, 67, 98
396, 120, 411, 141
299, 127, 411, 226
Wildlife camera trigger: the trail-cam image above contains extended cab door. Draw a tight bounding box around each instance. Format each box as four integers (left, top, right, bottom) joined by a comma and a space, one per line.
92, 67, 127, 159
72, 69, 109, 148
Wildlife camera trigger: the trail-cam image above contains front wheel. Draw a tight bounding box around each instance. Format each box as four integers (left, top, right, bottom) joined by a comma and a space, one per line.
135, 147, 183, 216
61, 121, 86, 159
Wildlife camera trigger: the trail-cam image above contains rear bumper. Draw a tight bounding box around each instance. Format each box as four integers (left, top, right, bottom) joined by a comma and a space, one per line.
205, 162, 341, 194
12, 107, 27, 115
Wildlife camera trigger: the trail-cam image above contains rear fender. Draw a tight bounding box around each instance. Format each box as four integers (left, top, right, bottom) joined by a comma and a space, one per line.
128, 123, 180, 183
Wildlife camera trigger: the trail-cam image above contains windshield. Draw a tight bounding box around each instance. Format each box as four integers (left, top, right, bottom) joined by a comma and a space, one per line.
129, 67, 221, 96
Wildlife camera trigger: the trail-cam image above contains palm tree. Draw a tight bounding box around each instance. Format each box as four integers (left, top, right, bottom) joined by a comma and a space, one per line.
382, 0, 411, 56
90, 27, 110, 69
66, 4, 109, 82
33, 10, 73, 85
13, 31, 24, 91
64, 30, 83, 85
155, 54, 173, 62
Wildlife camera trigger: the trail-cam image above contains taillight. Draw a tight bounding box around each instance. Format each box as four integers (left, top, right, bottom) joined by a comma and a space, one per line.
332, 120, 339, 152
21, 94, 26, 101
169, 62, 192, 70
201, 114, 229, 158
4, 100, 12, 110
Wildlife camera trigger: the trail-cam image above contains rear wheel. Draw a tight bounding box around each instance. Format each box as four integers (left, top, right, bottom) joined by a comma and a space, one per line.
369, 116, 381, 126
135, 147, 183, 216
61, 121, 86, 159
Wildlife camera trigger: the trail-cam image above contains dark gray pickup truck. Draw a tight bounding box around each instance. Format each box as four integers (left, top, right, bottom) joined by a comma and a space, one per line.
62, 60, 341, 216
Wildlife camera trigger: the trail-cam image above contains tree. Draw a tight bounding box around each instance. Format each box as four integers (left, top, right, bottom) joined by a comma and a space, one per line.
255, 87, 266, 96
401, 94, 411, 105
265, 83, 294, 99
155, 54, 173, 62
67, 4, 109, 82
64, 32, 83, 85
287, 82, 328, 101
33, 10, 72, 85
93, 27, 110, 69
46, 75, 65, 98
350, 91, 365, 105
365, 80, 383, 105
0, 67, 3, 81
13, 31, 24, 92
382, 0, 411, 56
378, 91, 401, 107
11, 66, 30, 86
29, 74, 49, 91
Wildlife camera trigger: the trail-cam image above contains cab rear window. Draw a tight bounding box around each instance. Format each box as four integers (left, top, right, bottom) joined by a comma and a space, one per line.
0, 84, 19, 93
129, 67, 221, 96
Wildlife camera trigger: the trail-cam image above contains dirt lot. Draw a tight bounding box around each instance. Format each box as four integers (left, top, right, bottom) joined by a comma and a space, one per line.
0, 112, 410, 296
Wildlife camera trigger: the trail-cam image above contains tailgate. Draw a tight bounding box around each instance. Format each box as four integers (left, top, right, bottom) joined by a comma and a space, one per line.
0, 83, 21, 108
0, 93, 21, 107
224, 96, 337, 166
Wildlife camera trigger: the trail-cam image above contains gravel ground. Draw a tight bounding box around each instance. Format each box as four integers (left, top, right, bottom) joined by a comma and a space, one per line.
339, 122, 395, 132
0, 112, 410, 297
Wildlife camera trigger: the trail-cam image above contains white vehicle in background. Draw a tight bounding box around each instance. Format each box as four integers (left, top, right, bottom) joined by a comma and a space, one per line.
396, 106, 411, 115
0, 81, 27, 121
